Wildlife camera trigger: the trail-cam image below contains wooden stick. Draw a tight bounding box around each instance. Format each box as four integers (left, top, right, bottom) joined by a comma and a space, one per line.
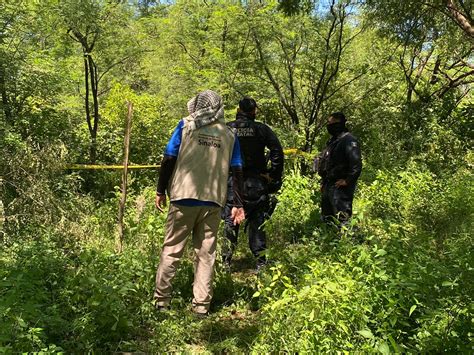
116, 101, 133, 253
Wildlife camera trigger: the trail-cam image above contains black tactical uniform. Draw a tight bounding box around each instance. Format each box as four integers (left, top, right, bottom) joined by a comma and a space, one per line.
318, 127, 362, 224
222, 101, 284, 270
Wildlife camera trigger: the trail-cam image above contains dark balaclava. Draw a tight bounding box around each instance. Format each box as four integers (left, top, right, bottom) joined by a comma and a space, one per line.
327, 112, 346, 136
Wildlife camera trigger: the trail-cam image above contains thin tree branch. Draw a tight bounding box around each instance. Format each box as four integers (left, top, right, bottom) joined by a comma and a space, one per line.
176, 40, 201, 67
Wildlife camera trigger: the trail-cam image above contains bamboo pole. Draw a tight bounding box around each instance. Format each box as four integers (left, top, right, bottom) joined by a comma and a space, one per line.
116, 101, 133, 253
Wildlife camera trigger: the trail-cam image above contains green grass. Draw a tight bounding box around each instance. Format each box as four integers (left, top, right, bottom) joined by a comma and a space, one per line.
0, 170, 472, 353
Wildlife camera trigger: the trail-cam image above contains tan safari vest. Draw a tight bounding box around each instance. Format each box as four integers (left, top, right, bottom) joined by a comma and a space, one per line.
169, 121, 235, 207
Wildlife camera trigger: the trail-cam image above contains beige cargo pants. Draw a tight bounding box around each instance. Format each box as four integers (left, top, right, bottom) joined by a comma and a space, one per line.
154, 203, 221, 314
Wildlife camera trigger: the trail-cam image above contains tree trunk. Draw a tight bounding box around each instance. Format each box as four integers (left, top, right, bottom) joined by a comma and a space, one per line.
84, 55, 92, 135
67, 28, 101, 164
88, 55, 100, 141
0, 63, 12, 125
89, 135, 97, 165
0, 34, 12, 125
446, 0, 474, 39
84, 54, 100, 164
407, 86, 413, 104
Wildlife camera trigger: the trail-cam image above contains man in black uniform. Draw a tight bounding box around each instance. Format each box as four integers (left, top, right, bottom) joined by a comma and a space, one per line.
317, 112, 362, 226
222, 97, 284, 271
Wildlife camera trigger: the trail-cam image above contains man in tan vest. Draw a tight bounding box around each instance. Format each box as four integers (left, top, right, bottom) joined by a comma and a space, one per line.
154, 90, 245, 317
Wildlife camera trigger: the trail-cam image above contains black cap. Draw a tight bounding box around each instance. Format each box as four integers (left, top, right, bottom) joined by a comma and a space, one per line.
239, 97, 257, 113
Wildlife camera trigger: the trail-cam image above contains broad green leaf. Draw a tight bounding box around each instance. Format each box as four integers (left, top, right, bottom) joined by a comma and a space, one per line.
357, 329, 374, 339
376, 249, 387, 256
378, 342, 390, 354
388, 335, 400, 352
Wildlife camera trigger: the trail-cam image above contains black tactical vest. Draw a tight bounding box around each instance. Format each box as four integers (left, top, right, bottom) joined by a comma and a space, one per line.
228, 117, 267, 176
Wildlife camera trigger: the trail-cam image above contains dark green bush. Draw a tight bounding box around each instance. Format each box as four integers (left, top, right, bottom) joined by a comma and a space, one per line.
250, 164, 473, 352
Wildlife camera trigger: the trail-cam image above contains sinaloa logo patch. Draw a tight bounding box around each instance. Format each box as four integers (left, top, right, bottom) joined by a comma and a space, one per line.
198, 137, 221, 148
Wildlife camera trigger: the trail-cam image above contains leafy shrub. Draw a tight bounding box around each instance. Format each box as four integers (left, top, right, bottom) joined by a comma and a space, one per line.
266, 170, 320, 244
250, 162, 472, 352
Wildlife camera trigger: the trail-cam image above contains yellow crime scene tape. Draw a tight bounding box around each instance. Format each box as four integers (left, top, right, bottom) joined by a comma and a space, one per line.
66, 164, 161, 170
65, 149, 310, 170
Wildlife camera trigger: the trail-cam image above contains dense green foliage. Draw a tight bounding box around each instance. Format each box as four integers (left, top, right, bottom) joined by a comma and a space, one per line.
1, 0, 472, 352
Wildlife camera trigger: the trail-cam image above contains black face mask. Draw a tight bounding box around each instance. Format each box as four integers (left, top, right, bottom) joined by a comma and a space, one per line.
237, 111, 256, 120
327, 122, 345, 136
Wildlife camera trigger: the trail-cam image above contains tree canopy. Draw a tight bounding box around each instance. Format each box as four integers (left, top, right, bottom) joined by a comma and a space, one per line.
0, 0, 472, 352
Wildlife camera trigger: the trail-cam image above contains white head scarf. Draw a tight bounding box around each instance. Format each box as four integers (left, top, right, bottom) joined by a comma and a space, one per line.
183, 90, 224, 130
